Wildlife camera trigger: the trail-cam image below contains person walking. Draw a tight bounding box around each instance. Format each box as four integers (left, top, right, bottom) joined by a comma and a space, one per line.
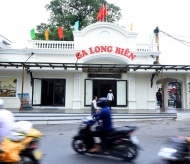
91, 96, 98, 115
156, 89, 162, 109
107, 89, 114, 109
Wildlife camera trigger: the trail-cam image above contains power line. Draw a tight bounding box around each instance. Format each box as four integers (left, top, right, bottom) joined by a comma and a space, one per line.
160, 30, 190, 48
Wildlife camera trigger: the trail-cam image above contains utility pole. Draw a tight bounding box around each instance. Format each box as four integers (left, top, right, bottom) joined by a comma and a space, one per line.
161, 67, 165, 111
19, 52, 34, 111
154, 27, 164, 111
19, 64, 25, 111
154, 27, 160, 64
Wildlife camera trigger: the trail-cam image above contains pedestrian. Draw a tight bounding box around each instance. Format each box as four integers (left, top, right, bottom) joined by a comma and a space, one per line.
0, 99, 15, 143
156, 89, 162, 109
173, 93, 177, 108
107, 89, 114, 109
91, 96, 98, 115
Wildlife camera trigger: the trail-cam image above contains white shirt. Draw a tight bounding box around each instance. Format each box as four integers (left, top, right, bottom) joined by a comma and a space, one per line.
92, 99, 98, 109
0, 109, 15, 142
107, 93, 114, 101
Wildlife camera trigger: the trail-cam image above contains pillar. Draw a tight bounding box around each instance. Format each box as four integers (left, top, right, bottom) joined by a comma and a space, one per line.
72, 73, 81, 111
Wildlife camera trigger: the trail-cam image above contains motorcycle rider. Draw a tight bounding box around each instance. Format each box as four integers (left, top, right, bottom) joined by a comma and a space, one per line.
0, 99, 15, 143
88, 97, 113, 153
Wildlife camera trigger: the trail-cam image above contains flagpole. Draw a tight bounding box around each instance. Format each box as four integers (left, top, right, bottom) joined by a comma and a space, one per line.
102, 4, 104, 22
105, 4, 107, 22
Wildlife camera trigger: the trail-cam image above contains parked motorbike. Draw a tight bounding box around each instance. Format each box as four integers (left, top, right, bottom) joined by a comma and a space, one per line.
0, 121, 43, 164
72, 116, 142, 162
156, 137, 190, 164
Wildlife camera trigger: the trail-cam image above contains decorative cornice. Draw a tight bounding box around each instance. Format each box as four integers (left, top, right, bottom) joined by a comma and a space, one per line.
0, 49, 77, 55
73, 22, 138, 38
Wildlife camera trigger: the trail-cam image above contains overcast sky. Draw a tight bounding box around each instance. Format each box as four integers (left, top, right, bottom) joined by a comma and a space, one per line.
1, 0, 190, 64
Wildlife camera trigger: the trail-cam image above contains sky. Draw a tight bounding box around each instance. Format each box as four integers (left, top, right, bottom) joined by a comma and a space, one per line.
1, 0, 190, 65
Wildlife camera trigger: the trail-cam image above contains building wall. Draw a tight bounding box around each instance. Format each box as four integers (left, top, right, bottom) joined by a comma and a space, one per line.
1, 68, 190, 111
1, 22, 190, 111
0, 69, 30, 109
135, 74, 149, 109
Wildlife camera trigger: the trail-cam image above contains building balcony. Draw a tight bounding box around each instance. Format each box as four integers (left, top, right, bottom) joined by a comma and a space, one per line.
28, 40, 75, 50
27, 40, 158, 52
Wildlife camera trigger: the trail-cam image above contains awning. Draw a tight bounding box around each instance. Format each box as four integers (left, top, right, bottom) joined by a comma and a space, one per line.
0, 62, 190, 73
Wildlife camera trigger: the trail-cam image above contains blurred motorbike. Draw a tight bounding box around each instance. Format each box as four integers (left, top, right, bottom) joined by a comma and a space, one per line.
156, 137, 190, 164
72, 116, 142, 162
0, 121, 43, 164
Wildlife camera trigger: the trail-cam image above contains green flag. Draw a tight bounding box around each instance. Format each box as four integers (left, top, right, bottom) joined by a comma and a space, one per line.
30, 28, 35, 39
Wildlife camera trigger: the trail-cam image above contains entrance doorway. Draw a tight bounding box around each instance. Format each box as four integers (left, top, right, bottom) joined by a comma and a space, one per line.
85, 79, 127, 107
93, 80, 116, 106
167, 81, 182, 108
32, 79, 66, 106
156, 78, 182, 109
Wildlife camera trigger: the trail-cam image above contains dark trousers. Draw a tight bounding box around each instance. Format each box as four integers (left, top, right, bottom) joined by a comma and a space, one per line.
174, 100, 177, 107
157, 100, 162, 108
108, 100, 112, 109
85, 129, 112, 150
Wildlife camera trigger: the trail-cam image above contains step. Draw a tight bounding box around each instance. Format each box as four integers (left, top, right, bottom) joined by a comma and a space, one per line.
14, 113, 177, 123
13, 113, 177, 117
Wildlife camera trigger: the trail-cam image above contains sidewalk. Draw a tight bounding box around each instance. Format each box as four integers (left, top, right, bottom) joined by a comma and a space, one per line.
176, 113, 190, 121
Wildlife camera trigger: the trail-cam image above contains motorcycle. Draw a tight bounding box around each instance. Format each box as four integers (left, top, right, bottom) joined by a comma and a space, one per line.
72, 116, 142, 162
157, 137, 190, 164
0, 121, 43, 164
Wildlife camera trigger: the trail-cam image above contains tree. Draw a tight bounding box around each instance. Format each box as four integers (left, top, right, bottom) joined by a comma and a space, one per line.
35, 0, 122, 41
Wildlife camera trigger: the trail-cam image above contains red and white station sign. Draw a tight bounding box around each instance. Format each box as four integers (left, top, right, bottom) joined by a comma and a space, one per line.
75, 45, 136, 61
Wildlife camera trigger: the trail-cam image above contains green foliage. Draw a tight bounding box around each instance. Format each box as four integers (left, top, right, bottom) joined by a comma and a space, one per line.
34, 0, 122, 41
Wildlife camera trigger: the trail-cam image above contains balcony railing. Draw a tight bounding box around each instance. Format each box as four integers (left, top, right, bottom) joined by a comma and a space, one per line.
28, 40, 158, 52
28, 40, 74, 49
136, 43, 158, 52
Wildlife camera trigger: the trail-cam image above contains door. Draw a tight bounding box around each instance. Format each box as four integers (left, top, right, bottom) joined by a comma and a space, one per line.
32, 78, 42, 105
84, 79, 128, 107
93, 80, 116, 106
32, 78, 66, 106
85, 79, 93, 106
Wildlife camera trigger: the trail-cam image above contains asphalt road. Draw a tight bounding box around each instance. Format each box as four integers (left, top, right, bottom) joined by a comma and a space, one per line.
34, 119, 190, 164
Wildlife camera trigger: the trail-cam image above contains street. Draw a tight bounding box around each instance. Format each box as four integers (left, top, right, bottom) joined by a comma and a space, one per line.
34, 119, 190, 164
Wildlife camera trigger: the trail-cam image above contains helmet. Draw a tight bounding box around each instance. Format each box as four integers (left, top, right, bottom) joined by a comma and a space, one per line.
0, 99, 4, 108
97, 97, 109, 108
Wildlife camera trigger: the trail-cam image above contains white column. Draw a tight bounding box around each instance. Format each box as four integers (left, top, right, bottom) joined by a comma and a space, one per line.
147, 78, 157, 109
164, 84, 168, 108
128, 76, 136, 109
72, 73, 81, 111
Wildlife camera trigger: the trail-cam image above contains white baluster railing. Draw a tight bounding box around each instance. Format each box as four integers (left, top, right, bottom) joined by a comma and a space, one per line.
28, 40, 74, 49
28, 40, 158, 52
136, 43, 158, 52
